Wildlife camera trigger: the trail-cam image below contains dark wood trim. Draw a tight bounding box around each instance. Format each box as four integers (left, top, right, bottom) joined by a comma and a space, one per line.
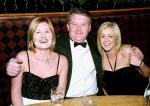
90, 7, 150, 17
0, 7, 150, 18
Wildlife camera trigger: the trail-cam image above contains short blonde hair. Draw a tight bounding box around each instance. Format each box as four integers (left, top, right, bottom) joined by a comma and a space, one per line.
67, 8, 92, 25
97, 22, 121, 55
28, 17, 56, 52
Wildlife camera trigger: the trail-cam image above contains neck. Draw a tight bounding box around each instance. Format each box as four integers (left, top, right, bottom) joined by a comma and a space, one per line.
35, 48, 51, 56
105, 50, 115, 57
69, 37, 86, 43
34, 49, 52, 59
34, 50, 53, 65
104, 49, 118, 72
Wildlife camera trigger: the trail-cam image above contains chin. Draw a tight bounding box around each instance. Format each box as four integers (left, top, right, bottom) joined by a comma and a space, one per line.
104, 49, 111, 52
76, 38, 85, 42
40, 46, 50, 50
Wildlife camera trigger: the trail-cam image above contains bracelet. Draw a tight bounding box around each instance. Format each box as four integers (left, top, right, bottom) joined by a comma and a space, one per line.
139, 61, 143, 67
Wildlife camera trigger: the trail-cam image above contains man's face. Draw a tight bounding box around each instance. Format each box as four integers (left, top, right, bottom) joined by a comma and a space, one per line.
67, 14, 91, 43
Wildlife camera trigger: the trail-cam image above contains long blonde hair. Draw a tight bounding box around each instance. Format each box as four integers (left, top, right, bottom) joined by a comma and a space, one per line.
97, 21, 122, 56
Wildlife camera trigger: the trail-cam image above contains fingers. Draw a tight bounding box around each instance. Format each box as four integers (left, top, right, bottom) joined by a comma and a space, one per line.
6, 58, 23, 77
14, 58, 23, 64
130, 54, 141, 67
133, 47, 144, 60
130, 47, 144, 67
7, 66, 21, 76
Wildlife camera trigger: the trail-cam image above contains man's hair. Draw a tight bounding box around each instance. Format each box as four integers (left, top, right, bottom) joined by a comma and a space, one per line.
66, 8, 92, 24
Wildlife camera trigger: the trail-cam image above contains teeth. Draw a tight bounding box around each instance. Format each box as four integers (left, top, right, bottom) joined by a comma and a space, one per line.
39, 39, 48, 43
104, 43, 109, 46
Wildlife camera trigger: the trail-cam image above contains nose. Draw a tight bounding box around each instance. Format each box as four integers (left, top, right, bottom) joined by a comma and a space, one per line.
104, 37, 109, 42
41, 32, 46, 38
76, 25, 81, 31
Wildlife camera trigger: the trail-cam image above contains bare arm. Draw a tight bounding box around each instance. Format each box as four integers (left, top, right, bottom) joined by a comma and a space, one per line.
11, 52, 24, 106
130, 46, 150, 77
57, 55, 68, 94
11, 70, 24, 106
139, 61, 150, 78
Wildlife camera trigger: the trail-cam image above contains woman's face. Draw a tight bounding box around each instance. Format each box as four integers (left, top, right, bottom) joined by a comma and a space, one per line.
100, 27, 116, 52
33, 22, 52, 50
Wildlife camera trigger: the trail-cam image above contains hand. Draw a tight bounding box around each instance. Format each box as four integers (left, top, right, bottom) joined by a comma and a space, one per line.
132, 46, 144, 61
6, 58, 23, 77
129, 54, 142, 67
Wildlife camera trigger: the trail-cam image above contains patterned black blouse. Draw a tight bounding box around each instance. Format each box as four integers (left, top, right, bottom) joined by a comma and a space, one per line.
21, 51, 60, 100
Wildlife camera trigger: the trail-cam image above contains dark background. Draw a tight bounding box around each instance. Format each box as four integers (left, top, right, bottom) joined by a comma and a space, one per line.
0, 0, 150, 13
0, 0, 150, 106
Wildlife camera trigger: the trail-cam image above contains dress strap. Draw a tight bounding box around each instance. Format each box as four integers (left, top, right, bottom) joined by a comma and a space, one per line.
105, 51, 118, 72
56, 54, 60, 75
26, 51, 31, 73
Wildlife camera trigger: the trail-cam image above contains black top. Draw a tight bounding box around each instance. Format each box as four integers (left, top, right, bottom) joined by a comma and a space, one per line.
103, 67, 148, 95
21, 51, 60, 100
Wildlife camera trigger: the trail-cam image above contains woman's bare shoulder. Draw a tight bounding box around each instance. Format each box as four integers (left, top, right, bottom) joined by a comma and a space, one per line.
53, 52, 68, 64
59, 54, 68, 64
16, 50, 27, 59
120, 44, 134, 55
16, 50, 32, 62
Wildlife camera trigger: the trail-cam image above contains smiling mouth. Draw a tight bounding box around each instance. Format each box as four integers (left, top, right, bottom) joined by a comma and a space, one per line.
76, 33, 82, 35
104, 43, 110, 46
39, 39, 48, 43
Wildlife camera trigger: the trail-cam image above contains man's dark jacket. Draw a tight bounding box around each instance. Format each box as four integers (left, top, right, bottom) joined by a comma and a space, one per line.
55, 34, 104, 96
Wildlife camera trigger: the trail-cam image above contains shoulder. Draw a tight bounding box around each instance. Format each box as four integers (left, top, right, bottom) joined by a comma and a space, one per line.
56, 53, 68, 73
16, 50, 27, 60
87, 35, 98, 49
56, 35, 69, 44
56, 35, 69, 50
59, 54, 68, 63
87, 35, 97, 43
120, 44, 134, 56
54, 52, 68, 63
16, 50, 33, 63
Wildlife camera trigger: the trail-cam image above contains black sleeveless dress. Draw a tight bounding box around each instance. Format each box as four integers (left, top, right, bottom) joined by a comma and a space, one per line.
103, 67, 148, 95
21, 52, 60, 100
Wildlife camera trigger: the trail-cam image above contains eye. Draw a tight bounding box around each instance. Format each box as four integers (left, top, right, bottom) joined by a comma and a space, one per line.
70, 22, 77, 26
45, 30, 50, 33
108, 34, 113, 38
100, 34, 105, 38
82, 23, 86, 26
35, 31, 40, 34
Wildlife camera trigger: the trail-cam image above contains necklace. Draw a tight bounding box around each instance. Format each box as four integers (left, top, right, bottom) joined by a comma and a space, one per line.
105, 51, 118, 72
35, 56, 50, 64
34, 52, 52, 65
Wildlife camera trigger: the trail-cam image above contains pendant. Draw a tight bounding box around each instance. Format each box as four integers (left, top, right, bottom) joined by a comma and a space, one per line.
44, 59, 49, 64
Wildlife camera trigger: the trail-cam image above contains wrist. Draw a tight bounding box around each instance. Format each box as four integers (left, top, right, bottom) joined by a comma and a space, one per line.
139, 61, 143, 67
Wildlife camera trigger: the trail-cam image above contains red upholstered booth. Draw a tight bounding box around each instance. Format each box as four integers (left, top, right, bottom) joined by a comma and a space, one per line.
0, 8, 150, 105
